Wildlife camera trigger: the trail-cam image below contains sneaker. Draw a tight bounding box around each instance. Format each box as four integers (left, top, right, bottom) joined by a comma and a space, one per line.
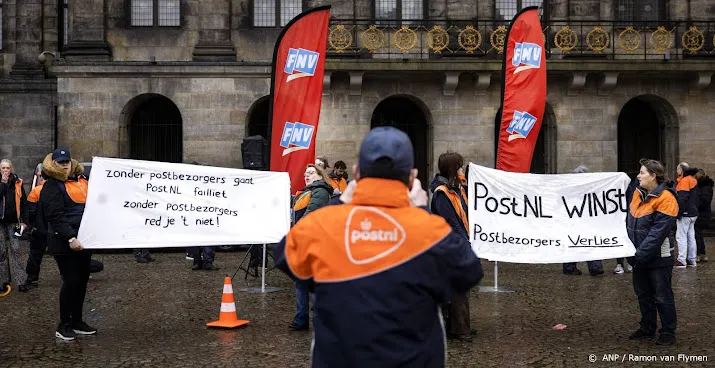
72, 321, 97, 335
626, 264, 633, 273
629, 329, 655, 340
288, 322, 308, 331
687, 261, 697, 268
655, 334, 676, 346
564, 269, 583, 276
56, 322, 76, 341
203, 264, 220, 271
590, 269, 605, 276
675, 261, 687, 268
192, 263, 202, 270
614, 264, 624, 274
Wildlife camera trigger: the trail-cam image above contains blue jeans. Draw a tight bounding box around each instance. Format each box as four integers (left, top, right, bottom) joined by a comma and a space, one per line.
633, 266, 676, 336
292, 280, 315, 327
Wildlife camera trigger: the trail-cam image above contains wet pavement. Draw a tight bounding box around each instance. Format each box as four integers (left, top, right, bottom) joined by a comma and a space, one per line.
1, 242, 714, 368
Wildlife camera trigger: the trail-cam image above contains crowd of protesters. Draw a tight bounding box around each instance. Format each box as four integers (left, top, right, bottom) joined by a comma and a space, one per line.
1, 128, 713, 356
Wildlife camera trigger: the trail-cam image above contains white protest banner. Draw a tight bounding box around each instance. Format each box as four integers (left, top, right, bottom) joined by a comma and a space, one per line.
78, 157, 291, 249
467, 163, 636, 263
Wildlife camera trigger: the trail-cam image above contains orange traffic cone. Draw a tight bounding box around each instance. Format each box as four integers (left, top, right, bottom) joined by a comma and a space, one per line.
207, 277, 250, 329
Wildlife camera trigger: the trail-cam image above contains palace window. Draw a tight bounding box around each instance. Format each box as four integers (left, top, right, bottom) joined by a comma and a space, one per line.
59, 0, 69, 46
375, 0, 424, 25
253, 0, 302, 27
614, 0, 666, 22
495, 0, 543, 21
0, 0, 3, 51
130, 0, 181, 27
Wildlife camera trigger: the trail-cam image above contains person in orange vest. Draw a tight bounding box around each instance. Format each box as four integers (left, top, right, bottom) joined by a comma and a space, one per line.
429, 151, 474, 342
674, 162, 699, 267
25, 172, 46, 286
274, 127, 483, 366
0, 158, 29, 294
39, 148, 96, 341
328, 160, 348, 194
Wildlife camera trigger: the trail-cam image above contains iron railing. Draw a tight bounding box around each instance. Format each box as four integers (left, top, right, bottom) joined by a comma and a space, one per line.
326, 19, 715, 61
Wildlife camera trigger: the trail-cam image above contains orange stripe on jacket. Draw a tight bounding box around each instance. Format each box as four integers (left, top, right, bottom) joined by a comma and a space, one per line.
284, 178, 453, 282
65, 177, 88, 203
293, 190, 312, 212
434, 184, 469, 233
329, 177, 347, 192
676, 175, 696, 192
630, 189, 678, 219
28, 183, 43, 203
14, 180, 23, 219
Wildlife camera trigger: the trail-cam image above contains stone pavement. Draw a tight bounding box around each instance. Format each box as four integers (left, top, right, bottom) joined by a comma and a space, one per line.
1, 243, 713, 368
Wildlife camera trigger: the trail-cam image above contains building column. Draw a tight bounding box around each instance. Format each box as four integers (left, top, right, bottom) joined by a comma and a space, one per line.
10, 0, 44, 79
62, 0, 111, 61
192, 0, 236, 61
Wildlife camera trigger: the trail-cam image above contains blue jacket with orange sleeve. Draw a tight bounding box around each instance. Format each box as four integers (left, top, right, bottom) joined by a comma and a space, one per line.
676, 169, 699, 218
626, 182, 678, 269
274, 178, 483, 368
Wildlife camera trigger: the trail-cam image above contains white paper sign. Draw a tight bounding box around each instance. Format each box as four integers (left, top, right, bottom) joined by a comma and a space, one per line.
78, 157, 291, 249
467, 163, 636, 263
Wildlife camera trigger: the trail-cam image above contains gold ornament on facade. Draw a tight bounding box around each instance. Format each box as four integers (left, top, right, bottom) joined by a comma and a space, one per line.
458, 26, 481, 53
393, 26, 417, 53
554, 26, 578, 53
490, 26, 507, 53
426, 25, 449, 53
617, 26, 640, 52
649, 26, 673, 53
329, 25, 353, 53
681, 26, 704, 54
586, 26, 609, 53
361, 25, 385, 53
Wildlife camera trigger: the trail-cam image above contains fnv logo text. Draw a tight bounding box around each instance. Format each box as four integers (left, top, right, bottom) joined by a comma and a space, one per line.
284, 48, 320, 82
280, 122, 314, 156
506, 110, 538, 141
512, 42, 542, 74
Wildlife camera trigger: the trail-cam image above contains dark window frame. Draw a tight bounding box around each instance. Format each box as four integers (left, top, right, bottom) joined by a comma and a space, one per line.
371, 0, 429, 26
251, 0, 307, 28
127, 0, 183, 29
494, 0, 546, 21
613, 0, 669, 22
0, 0, 4, 51
59, 0, 68, 49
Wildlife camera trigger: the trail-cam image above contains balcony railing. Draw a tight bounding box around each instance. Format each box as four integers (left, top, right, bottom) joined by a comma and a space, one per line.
326, 19, 715, 61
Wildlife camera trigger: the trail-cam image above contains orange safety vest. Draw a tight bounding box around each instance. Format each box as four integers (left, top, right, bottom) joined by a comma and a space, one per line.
329, 176, 348, 193
434, 184, 469, 233
28, 182, 43, 203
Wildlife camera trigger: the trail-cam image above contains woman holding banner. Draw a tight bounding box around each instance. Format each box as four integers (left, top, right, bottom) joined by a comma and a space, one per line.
626, 159, 678, 346
288, 164, 333, 330
40, 148, 97, 341
429, 151, 475, 342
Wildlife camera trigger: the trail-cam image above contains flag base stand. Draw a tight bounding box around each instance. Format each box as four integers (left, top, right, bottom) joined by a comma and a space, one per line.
478, 261, 515, 293
238, 244, 282, 294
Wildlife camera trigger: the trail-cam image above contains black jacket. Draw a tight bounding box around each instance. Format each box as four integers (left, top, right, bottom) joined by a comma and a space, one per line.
626, 183, 678, 269
39, 154, 88, 256
695, 176, 714, 229
429, 175, 469, 240
0, 173, 28, 224
676, 168, 699, 218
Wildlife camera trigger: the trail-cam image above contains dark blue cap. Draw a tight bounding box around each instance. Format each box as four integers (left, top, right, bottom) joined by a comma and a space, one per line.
52, 148, 71, 162
358, 127, 414, 176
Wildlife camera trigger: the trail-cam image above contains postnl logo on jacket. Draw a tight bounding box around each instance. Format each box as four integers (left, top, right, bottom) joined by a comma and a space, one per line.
345, 207, 407, 265
512, 42, 542, 74
506, 110, 538, 141
284, 48, 320, 82
280, 122, 314, 156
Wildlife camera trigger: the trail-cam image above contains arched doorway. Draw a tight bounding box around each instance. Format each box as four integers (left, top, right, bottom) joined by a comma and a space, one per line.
494, 104, 557, 173
246, 97, 272, 165
617, 95, 678, 178
122, 94, 183, 163
370, 96, 431, 188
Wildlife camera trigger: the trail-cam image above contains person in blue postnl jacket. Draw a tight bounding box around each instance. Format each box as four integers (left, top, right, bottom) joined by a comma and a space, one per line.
274, 127, 483, 367
626, 158, 678, 346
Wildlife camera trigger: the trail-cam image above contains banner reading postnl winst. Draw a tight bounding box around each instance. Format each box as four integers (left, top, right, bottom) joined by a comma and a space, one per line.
467, 163, 636, 263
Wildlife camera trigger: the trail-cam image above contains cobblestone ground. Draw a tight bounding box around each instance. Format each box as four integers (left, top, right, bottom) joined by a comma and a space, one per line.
1, 242, 714, 368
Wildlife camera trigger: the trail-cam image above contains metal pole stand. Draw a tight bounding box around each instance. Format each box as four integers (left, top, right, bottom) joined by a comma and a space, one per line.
240, 244, 281, 293
478, 261, 515, 293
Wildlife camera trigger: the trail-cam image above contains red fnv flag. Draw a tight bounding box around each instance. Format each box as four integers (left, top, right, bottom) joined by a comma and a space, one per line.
495, 6, 547, 173
269, 6, 331, 192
